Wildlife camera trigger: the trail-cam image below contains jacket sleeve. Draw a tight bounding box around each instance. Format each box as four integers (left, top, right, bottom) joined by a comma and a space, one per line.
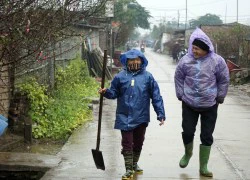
216, 57, 230, 99
104, 76, 119, 99
149, 75, 166, 121
174, 60, 185, 100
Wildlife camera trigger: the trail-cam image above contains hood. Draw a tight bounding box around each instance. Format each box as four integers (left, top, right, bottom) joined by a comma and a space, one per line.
188, 27, 214, 56
120, 49, 148, 70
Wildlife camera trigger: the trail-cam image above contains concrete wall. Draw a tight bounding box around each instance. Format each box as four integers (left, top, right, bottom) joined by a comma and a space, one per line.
0, 62, 10, 117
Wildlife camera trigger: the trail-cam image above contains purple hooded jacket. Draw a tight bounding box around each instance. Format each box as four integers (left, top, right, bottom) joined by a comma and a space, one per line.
174, 28, 230, 108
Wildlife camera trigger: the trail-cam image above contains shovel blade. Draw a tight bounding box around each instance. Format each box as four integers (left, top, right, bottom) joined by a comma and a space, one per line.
92, 149, 105, 170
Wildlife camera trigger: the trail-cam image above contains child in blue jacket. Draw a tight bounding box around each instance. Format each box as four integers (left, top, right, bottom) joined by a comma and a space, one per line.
99, 49, 165, 180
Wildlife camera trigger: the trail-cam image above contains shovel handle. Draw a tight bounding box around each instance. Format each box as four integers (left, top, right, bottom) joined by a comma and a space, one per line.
96, 50, 108, 150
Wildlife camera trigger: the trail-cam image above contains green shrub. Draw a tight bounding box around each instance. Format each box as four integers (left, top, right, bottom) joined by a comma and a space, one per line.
17, 57, 99, 140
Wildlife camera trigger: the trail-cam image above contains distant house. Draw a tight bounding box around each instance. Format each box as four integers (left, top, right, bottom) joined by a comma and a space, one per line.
164, 29, 186, 56
185, 23, 250, 67
160, 32, 172, 53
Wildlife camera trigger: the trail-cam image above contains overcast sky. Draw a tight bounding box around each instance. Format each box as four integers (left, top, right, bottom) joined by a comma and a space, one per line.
136, 0, 250, 26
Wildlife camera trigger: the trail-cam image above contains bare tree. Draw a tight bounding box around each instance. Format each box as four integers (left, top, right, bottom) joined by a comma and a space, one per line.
0, 0, 107, 114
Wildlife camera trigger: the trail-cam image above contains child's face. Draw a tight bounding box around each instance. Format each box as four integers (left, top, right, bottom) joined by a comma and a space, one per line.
127, 57, 142, 71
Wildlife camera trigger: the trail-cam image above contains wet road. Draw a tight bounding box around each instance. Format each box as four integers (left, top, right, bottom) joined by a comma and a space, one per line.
41, 48, 250, 180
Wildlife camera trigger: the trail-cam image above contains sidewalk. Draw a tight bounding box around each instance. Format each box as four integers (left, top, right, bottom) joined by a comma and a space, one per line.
41, 50, 241, 180
40, 100, 239, 180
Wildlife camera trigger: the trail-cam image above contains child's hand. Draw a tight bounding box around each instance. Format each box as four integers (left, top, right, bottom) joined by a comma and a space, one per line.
159, 119, 164, 126
98, 88, 107, 94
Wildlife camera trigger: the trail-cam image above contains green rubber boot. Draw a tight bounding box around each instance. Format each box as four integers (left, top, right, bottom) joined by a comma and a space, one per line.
122, 151, 134, 180
199, 145, 213, 177
179, 142, 193, 168
133, 151, 143, 174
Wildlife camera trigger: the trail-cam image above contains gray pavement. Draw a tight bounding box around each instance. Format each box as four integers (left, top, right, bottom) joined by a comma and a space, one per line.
41, 48, 250, 180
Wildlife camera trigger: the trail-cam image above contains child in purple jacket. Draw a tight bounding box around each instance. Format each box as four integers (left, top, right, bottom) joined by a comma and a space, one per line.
174, 27, 229, 177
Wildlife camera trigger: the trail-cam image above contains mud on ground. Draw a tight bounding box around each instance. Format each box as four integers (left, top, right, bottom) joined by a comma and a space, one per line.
0, 130, 66, 155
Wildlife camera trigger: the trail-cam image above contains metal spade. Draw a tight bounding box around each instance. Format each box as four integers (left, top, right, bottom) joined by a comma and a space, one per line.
91, 49, 108, 170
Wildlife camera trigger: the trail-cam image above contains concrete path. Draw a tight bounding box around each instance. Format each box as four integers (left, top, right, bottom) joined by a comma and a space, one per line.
41, 48, 249, 180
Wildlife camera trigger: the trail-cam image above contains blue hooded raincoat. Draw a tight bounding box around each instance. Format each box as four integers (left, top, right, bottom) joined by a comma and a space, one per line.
175, 28, 230, 108
104, 49, 165, 131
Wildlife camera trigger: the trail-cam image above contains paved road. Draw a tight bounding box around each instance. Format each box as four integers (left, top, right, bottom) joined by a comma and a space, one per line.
41, 48, 250, 180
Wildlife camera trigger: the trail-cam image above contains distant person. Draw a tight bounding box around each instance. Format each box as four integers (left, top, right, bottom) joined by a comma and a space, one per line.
174, 27, 229, 177
172, 42, 180, 62
99, 49, 165, 180
126, 43, 130, 51
126, 43, 131, 51
140, 43, 145, 53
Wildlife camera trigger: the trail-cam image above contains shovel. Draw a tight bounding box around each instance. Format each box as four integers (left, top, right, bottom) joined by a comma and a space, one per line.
91, 49, 108, 170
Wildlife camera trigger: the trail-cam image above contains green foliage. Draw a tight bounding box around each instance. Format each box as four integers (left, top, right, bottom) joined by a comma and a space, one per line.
114, 0, 151, 46
130, 30, 141, 41
190, 13, 223, 28
17, 78, 50, 139
204, 24, 250, 68
114, 0, 151, 29
150, 22, 176, 40
17, 58, 99, 140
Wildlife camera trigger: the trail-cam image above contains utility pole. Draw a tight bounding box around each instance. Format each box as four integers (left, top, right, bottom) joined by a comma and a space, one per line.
185, 0, 187, 30
177, 10, 180, 28
236, 0, 238, 22
105, 1, 114, 75
225, 4, 227, 23
109, 19, 113, 73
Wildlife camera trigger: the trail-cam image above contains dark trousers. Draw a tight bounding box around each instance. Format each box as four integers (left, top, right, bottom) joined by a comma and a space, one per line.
182, 102, 218, 146
121, 123, 147, 153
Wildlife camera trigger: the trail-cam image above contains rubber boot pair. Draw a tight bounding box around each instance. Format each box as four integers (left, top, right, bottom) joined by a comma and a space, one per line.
179, 143, 213, 177
122, 151, 134, 180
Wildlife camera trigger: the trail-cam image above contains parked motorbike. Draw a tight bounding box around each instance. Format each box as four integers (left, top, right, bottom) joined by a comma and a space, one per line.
140, 44, 145, 53
177, 48, 187, 62
140, 47, 145, 53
